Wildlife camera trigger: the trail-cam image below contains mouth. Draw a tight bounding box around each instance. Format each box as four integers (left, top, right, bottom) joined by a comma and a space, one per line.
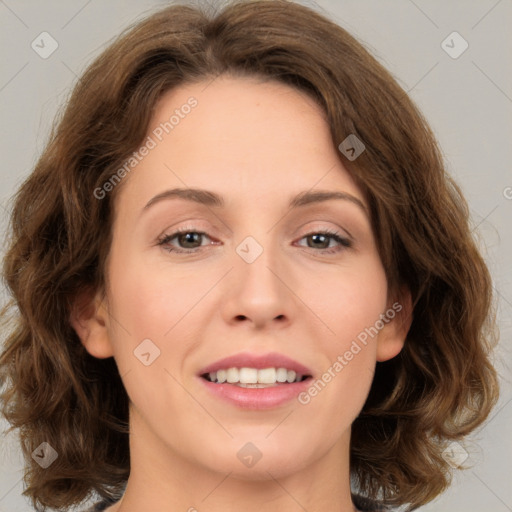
197, 352, 314, 409
200, 367, 312, 387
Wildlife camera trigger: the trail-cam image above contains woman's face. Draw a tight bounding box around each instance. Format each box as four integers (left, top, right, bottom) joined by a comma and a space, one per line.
78, 75, 407, 480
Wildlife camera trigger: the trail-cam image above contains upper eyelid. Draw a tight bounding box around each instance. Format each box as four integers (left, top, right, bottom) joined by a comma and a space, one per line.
148, 205, 364, 236
158, 216, 356, 235
160, 224, 352, 239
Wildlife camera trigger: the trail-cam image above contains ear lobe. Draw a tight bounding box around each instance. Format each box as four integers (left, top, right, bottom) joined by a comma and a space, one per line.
69, 288, 114, 359
376, 287, 413, 362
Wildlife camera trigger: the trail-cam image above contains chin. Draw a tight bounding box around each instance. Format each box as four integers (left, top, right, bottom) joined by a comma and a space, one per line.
196, 437, 313, 480
211, 458, 307, 481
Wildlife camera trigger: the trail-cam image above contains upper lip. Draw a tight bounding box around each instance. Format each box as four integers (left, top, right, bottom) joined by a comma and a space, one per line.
198, 352, 313, 376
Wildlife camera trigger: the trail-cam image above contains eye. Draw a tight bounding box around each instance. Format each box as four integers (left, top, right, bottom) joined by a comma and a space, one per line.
157, 227, 215, 254
295, 229, 352, 254
156, 227, 352, 255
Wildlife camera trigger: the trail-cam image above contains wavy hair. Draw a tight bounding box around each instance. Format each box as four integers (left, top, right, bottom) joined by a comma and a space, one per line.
0, 0, 500, 510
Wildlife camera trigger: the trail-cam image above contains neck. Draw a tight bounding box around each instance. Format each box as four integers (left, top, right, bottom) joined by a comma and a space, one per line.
110, 407, 360, 512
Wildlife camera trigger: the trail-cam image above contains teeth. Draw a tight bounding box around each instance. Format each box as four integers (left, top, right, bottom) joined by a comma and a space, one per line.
276, 368, 288, 382
257, 368, 275, 384
226, 367, 238, 383
240, 367, 258, 383
205, 367, 306, 384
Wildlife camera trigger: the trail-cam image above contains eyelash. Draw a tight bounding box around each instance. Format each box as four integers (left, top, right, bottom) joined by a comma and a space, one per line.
156, 226, 352, 255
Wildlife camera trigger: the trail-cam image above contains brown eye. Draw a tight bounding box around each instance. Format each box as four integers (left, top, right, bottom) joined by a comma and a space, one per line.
296, 230, 352, 254
157, 229, 213, 253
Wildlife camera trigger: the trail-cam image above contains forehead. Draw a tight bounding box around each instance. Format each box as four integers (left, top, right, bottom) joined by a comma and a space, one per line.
114, 75, 365, 214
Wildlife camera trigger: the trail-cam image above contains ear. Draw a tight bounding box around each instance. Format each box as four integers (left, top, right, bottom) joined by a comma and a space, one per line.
376, 286, 413, 362
69, 287, 114, 359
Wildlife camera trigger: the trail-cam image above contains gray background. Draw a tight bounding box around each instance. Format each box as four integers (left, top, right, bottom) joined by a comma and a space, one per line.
0, 0, 511, 511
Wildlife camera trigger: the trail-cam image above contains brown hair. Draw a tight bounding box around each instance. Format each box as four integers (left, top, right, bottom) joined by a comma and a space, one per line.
0, 0, 500, 510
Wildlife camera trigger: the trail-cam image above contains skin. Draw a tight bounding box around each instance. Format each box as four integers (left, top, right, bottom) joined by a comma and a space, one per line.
71, 75, 412, 512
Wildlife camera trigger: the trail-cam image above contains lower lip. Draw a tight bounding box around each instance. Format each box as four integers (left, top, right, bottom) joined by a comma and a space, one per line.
199, 377, 312, 410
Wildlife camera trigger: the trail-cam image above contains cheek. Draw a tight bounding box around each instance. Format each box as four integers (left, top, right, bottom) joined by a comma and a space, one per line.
299, 254, 386, 415
103, 245, 196, 388
310, 253, 388, 346
104, 251, 199, 422
107, 245, 203, 339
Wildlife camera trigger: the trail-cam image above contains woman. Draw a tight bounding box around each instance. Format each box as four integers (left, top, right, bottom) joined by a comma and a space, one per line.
0, 1, 499, 511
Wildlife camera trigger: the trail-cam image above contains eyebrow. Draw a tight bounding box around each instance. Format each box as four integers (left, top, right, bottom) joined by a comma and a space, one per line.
142, 187, 368, 215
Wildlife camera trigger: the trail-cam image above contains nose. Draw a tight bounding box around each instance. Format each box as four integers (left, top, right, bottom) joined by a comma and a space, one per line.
221, 240, 294, 330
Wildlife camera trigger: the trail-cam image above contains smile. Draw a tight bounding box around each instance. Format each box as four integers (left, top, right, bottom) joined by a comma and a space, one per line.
198, 352, 314, 409
202, 367, 310, 386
